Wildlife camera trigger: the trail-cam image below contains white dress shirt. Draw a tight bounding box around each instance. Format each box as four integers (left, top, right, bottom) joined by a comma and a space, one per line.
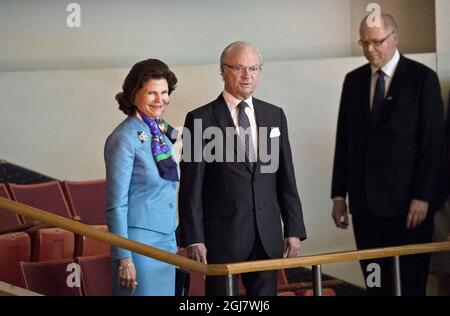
370, 49, 400, 108
223, 90, 258, 158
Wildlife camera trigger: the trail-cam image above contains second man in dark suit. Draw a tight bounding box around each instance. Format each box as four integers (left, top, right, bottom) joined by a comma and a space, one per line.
178, 41, 307, 296
331, 14, 445, 295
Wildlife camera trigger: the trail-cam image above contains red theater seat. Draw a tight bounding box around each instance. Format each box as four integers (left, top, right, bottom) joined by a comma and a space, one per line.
32, 228, 74, 262
61, 180, 110, 257
296, 288, 336, 296
20, 258, 83, 296
272, 269, 336, 296
9, 181, 73, 223
187, 270, 206, 296
76, 254, 112, 296
8, 182, 77, 261
238, 269, 296, 296
74, 225, 110, 257
0, 183, 23, 230
0, 231, 31, 287
61, 179, 106, 225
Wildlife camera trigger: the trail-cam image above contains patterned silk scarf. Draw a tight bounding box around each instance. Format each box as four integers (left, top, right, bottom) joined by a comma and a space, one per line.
138, 110, 179, 182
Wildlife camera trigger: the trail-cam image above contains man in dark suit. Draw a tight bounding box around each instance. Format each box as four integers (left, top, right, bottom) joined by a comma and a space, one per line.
178, 41, 306, 296
445, 90, 450, 179
331, 14, 445, 296
431, 91, 450, 295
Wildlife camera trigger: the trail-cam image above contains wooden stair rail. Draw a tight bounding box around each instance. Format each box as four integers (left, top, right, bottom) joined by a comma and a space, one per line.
1, 196, 449, 277
0, 281, 43, 296
208, 241, 450, 275
0, 196, 207, 275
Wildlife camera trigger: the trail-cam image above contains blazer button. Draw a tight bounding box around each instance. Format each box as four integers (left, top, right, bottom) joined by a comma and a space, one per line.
169, 202, 175, 208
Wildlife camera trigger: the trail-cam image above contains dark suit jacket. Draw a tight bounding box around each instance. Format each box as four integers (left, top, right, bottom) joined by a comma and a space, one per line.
178, 94, 306, 263
443, 91, 450, 196
332, 55, 445, 217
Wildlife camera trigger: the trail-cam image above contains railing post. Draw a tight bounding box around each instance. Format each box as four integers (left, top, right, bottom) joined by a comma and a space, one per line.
312, 265, 323, 296
225, 274, 235, 296
392, 256, 402, 296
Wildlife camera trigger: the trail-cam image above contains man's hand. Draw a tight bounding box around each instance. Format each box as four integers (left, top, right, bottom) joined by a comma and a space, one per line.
407, 199, 429, 229
187, 243, 208, 264
283, 237, 301, 258
332, 199, 349, 229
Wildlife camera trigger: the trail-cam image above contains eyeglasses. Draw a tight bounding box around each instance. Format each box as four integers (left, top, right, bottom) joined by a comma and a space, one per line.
358, 31, 395, 48
222, 64, 261, 74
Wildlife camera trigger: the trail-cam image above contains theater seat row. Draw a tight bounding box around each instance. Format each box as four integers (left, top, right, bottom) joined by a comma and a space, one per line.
20, 254, 112, 296
0, 180, 110, 290
1, 180, 106, 227
1, 181, 336, 296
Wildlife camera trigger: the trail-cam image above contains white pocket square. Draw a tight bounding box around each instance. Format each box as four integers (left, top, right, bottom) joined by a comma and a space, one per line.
270, 127, 280, 138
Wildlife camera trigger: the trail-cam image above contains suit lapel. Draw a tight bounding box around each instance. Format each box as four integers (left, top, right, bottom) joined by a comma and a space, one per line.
212, 94, 235, 131
361, 65, 371, 128
253, 99, 269, 174
212, 94, 253, 173
376, 55, 405, 124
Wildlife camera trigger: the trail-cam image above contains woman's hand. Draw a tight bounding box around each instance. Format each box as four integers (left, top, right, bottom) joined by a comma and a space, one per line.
117, 257, 137, 292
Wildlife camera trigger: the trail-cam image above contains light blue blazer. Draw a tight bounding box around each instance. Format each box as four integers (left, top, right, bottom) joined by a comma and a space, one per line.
104, 116, 178, 260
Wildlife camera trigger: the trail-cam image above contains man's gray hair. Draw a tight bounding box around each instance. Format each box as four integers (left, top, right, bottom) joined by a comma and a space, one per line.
219, 41, 263, 75
360, 13, 399, 33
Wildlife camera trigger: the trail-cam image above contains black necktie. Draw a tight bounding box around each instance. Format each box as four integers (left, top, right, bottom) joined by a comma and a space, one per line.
371, 69, 386, 124
237, 101, 256, 162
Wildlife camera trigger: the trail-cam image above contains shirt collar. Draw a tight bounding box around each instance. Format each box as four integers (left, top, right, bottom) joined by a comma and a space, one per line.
371, 49, 400, 78
222, 89, 254, 113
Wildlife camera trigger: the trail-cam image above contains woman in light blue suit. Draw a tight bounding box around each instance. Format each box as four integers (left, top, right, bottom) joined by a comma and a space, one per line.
104, 59, 179, 296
